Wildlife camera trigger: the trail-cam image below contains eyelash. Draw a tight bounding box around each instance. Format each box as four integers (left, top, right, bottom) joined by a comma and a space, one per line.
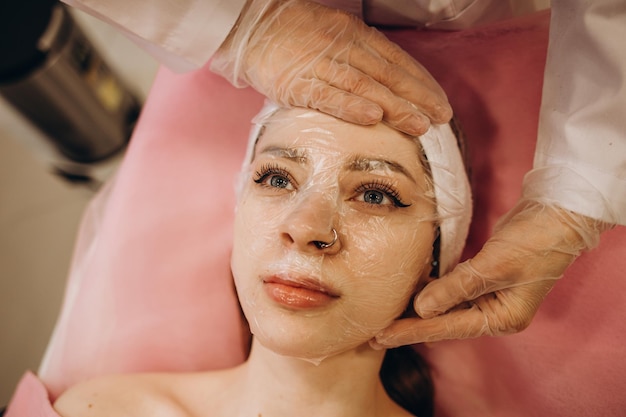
253, 163, 296, 188
253, 163, 410, 208
355, 180, 411, 208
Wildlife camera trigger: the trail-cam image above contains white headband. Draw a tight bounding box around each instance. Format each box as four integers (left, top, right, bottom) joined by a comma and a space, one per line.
418, 121, 472, 274
241, 102, 472, 275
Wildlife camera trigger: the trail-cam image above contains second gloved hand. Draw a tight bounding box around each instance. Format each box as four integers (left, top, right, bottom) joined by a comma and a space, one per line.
371, 199, 611, 346
210, 0, 451, 136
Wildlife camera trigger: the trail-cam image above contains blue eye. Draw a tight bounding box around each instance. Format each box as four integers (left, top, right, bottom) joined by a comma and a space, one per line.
269, 175, 290, 189
363, 190, 385, 205
254, 164, 296, 191
355, 181, 410, 208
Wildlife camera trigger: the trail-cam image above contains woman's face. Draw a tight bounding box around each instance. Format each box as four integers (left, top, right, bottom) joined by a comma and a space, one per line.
231, 108, 436, 361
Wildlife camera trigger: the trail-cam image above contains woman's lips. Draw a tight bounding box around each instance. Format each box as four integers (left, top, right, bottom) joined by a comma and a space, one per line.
263, 275, 339, 309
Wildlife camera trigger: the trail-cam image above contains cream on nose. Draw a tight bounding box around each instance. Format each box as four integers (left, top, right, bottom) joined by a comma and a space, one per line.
279, 191, 339, 252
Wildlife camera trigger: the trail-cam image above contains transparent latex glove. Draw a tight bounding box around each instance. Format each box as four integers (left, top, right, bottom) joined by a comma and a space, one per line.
372, 199, 612, 347
210, 0, 451, 136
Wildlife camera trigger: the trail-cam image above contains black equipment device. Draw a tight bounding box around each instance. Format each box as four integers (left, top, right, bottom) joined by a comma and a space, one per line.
0, 0, 140, 178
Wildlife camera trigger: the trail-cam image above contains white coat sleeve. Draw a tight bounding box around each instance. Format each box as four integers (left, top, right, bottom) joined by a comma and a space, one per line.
60, 0, 247, 72
524, 0, 626, 225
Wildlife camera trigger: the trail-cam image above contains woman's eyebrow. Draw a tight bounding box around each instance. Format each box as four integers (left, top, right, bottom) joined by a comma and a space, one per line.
256, 145, 308, 163
347, 156, 417, 184
256, 146, 416, 183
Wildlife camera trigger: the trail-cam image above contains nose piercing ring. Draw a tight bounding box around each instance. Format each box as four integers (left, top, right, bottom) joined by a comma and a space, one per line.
315, 228, 338, 249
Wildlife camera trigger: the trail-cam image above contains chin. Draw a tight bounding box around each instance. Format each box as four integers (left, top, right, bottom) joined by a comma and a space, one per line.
257, 334, 362, 363
249, 313, 374, 362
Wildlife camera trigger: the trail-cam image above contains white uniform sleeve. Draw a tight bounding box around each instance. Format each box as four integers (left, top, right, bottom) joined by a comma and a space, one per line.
524, 0, 626, 225
61, 0, 247, 71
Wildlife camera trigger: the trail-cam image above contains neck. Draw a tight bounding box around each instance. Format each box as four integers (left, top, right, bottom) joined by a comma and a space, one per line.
227, 339, 398, 417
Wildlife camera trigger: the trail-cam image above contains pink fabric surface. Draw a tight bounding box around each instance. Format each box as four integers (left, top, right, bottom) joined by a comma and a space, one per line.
5, 372, 60, 417
25, 9, 625, 416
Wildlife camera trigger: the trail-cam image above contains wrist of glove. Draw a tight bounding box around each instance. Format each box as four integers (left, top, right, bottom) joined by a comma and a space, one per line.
484, 199, 609, 282
211, 0, 276, 88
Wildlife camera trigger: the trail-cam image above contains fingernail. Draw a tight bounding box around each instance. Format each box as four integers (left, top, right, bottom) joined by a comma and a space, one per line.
415, 301, 439, 319
369, 339, 384, 351
405, 113, 429, 136
433, 102, 453, 123
416, 308, 438, 319
362, 104, 383, 124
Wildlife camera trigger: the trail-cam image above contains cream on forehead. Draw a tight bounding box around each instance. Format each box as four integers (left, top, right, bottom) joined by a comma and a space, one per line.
348, 158, 416, 179
301, 127, 334, 135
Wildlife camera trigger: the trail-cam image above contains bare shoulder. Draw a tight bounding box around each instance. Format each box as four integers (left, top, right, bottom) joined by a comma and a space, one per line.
53, 373, 186, 417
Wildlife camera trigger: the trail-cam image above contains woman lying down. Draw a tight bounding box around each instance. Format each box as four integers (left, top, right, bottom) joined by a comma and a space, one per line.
53, 102, 472, 417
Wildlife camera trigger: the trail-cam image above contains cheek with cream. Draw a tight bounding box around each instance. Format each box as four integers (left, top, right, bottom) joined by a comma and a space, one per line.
231, 206, 434, 361
230, 167, 434, 362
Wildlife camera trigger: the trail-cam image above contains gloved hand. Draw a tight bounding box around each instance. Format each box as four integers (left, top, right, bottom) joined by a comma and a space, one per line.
371, 199, 611, 347
210, 0, 451, 136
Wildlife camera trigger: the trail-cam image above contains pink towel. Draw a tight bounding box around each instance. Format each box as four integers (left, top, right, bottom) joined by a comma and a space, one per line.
5, 372, 60, 417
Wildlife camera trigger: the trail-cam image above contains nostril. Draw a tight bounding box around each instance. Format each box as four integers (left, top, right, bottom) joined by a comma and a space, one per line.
281, 232, 295, 246
313, 241, 326, 249
312, 228, 338, 250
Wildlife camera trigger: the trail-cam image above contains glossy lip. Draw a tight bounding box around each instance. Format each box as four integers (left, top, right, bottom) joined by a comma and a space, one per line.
263, 274, 340, 309
264, 275, 340, 296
